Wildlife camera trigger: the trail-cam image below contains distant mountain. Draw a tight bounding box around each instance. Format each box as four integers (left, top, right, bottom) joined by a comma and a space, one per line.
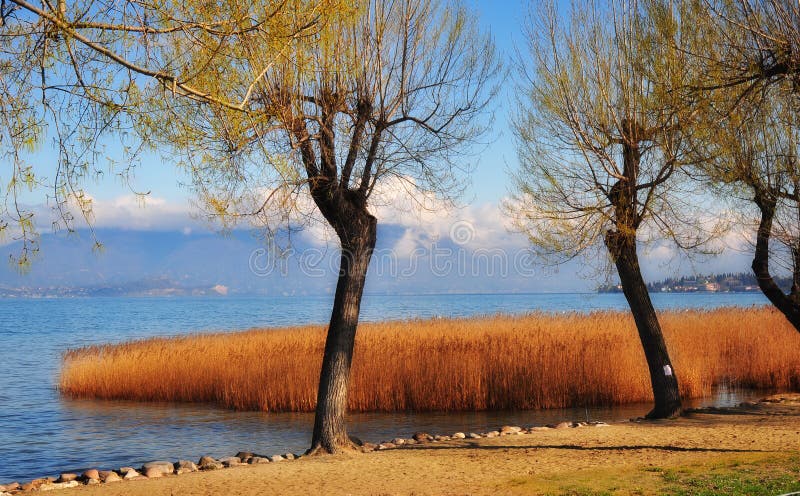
0, 227, 576, 296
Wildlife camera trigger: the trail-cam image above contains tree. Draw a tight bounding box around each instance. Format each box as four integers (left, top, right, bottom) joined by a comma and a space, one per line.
509, 0, 715, 418
5, 0, 498, 453
693, 68, 800, 331
682, 0, 800, 332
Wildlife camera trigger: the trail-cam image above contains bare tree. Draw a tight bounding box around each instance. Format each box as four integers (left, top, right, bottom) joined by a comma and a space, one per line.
5, 0, 498, 453
509, 0, 716, 418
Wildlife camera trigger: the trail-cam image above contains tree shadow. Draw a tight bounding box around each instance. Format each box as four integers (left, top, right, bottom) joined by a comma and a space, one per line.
683, 407, 765, 416
397, 442, 766, 454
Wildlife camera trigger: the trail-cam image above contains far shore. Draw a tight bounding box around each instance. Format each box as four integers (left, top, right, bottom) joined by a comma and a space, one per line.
9, 394, 799, 496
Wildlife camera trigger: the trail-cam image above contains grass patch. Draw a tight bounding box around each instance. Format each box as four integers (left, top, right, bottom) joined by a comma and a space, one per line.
660, 457, 800, 496
527, 455, 800, 495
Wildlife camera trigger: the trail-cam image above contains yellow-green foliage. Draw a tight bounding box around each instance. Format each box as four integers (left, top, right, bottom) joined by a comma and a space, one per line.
60, 307, 800, 412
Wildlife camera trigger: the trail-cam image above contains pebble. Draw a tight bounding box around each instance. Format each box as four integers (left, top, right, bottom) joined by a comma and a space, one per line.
141, 461, 174, 476
529, 426, 551, 432
99, 471, 122, 483
467, 432, 481, 439
235, 452, 254, 460
404, 439, 417, 445
268, 455, 285, 463
500, 425, 522, 435
249, 457, 271, 464
81, 469, 99, 482
56, 473, 78, 483
220, 457, 243, 467
122, 469, 142, 480
452, 432, 466, 439
554, 422, 572, 429
391, 438, 406, 445
175, 460, 199, 474
283, 453, 296, 461
485, 431, 500, 438
412, 432, 431, 442
377, 443, 396, 450
198, 456, 224, 471
144, 468, 164, 479
40, 481, 80, 491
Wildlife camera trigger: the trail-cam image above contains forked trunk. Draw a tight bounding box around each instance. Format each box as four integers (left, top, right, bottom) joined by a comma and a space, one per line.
752, 196, 800, 332
606, 231, 682, 419
308, 213, 377, 454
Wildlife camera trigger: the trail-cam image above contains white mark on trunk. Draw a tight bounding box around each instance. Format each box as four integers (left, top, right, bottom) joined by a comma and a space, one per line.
663, 365, 673, 376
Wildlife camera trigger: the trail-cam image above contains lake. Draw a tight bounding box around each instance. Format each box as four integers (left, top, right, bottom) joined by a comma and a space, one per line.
0, 292, 771, 483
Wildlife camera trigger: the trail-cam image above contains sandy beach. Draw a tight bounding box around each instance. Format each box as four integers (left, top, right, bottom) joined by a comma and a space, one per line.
43, 395, 800, 496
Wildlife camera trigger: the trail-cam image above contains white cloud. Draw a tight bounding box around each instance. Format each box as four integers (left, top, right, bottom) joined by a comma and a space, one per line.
88, 195, 198, 230
7, 181, 762, 283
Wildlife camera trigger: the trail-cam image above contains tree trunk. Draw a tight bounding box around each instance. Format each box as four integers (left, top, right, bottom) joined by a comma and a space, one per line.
752, 196, 800, 332
605, 231, 682, 419
308, 213, 377, 454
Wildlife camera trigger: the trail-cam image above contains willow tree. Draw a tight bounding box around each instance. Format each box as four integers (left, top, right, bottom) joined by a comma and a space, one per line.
680, 0, 800, 331
509, 0, 714, 418
133, 0, 498, 453
695, 72, 800, 330
7, 0, 498, 452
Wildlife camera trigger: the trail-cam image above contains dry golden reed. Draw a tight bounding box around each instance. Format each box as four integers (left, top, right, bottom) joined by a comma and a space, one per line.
60, 307, 800, 412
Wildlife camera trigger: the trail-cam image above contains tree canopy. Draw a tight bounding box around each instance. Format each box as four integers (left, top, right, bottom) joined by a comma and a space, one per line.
0, 0, 340, 264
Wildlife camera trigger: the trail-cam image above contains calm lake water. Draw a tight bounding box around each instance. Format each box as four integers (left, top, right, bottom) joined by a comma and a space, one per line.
0, 292, 771, 482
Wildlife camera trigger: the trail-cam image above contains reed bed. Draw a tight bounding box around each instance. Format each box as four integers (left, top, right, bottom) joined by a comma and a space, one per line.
60, 306, 800, 412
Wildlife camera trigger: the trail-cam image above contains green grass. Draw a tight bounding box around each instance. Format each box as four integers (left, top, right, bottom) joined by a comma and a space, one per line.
533, 455, 800, 496
659, 459, 800, 496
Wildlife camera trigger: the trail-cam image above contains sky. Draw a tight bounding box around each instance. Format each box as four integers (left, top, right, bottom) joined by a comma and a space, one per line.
3, 1, 763, 291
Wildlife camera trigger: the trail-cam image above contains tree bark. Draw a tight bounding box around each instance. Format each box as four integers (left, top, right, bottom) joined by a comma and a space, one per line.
307, 211, 377, 454
752, 194, 800, 332
605, 231, 682, 419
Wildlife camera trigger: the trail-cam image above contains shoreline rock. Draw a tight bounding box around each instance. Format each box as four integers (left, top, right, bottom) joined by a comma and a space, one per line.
2, 418, 608, 492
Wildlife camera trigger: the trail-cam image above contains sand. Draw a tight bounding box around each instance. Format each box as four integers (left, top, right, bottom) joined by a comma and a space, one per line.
61, 395, 800, 495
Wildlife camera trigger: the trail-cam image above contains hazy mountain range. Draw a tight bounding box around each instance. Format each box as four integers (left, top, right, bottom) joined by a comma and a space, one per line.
0, 226, 580, 297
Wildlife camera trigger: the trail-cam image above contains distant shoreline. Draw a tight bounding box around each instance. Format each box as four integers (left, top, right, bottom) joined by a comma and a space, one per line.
0, 289, 770, 299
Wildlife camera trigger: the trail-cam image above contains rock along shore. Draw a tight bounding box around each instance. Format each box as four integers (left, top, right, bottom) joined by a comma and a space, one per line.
0, 420, 614, 494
